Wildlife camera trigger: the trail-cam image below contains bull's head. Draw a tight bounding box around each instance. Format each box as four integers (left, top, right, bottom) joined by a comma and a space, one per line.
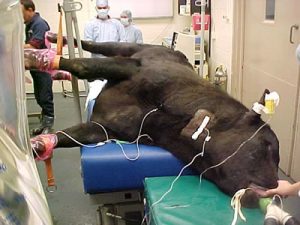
181, 89, 279, 208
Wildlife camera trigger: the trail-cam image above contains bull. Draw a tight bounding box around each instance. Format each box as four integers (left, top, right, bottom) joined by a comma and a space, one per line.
25, 40, 280, 208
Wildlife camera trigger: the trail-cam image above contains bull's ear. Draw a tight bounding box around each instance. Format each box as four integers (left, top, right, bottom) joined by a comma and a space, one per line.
181, 109, 215, 138
258, 89, 270, 106
246, 89, 270, 118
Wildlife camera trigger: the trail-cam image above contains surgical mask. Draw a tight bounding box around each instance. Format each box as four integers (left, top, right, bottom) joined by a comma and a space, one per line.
96, 8, 109, 19
296, 44, 300, 64
120, 18, 130, 26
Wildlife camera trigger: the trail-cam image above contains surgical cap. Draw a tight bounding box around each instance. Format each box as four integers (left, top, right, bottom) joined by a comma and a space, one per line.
96, 0, 108, 7
121, 10, 133, 22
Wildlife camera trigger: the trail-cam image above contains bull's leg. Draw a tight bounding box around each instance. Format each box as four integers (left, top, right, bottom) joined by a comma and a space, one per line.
80, 41, 150, 57
55, 122, 112, 147
45, 31, 149, 57
24, 49, 140, 81
31, 122, 111, 161
58, 57, 140, 81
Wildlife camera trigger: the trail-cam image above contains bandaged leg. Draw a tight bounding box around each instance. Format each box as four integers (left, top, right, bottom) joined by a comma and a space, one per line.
31, 134, 58, 161
24, 48, 71, 80
30, 122, 112, 159
24, 48, 58, 71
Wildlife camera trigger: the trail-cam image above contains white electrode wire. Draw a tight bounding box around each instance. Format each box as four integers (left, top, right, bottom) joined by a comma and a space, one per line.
150, 129, 211, 209
140, 213, 148, 225
55, 108, 158, 160
56, 130, 108, 148
113, 134, 150, 161
113, 108, 158, 161
138, 108, 159, 137
230, 189, 283, 225
56, 120, 110, 148
91, 121, 109, 140
127, 134, 153, 144
32, 145, 44, 160
198, 117, 272, 183
230, 188, 251, 225
151, 162, 194, 208
201, 128, 210, 156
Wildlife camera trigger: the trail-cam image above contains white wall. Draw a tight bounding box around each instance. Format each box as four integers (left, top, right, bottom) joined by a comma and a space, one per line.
25, 0, 192, 93
209, 0, 234, 93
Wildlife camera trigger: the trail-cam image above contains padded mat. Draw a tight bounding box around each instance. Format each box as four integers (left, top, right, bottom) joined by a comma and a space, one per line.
144, 176, 264, 225
81, 143, 195, 193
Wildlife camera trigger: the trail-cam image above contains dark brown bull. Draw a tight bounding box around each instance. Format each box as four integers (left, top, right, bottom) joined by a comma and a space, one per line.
26, 40, 279, 207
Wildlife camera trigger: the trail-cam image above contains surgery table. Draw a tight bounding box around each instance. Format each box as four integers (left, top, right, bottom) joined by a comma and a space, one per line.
80, 143, 196, 225
80, 143, 264, 225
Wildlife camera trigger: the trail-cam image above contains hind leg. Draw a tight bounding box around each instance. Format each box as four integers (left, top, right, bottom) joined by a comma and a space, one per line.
45, 32, 148, 57
31, 122, 112, 161
24, 49, 140, 81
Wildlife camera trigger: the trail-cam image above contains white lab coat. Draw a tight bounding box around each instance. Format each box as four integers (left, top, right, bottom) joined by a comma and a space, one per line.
84, 17, 126, 57
84, 17, 125, 114
124, 25, 143, 44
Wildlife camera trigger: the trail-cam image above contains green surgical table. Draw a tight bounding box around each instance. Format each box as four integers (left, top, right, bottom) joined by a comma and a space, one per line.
144, 176, 264, 225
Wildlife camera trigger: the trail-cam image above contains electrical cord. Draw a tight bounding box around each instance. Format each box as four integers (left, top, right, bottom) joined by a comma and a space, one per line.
56, 108, 158, 161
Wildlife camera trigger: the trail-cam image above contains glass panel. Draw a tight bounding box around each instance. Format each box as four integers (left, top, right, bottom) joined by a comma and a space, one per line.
265, 0, 275, 20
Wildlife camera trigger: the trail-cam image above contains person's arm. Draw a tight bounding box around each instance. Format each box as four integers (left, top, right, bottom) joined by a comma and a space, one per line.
265, 180, 300, 197
27, 21, 49, 49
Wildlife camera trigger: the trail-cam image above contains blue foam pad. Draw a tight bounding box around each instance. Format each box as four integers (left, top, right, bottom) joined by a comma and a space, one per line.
81, 143, 196, 194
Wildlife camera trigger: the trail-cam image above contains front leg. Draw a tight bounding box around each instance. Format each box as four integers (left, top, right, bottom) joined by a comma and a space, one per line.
31, 122, 112, 161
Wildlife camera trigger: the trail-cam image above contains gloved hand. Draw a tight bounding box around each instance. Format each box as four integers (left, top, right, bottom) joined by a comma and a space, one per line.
31, 134, 58, 161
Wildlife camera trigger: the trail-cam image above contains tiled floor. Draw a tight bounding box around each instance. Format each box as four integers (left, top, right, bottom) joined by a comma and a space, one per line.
27, 93, 300, 225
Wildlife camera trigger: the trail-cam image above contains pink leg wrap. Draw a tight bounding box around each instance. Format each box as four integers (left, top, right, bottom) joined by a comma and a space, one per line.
24, 48, 57, 71
31, 134, 58, 161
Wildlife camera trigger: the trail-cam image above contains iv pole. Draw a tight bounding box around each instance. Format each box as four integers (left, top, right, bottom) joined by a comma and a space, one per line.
196, 0, 207, 78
